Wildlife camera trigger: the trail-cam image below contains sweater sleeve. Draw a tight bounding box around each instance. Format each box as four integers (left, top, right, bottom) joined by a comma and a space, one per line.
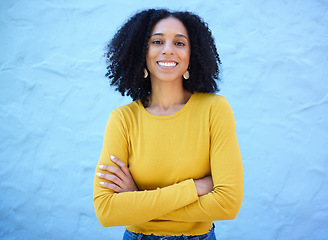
93, 109, 199, 227
156, 97, 244, 222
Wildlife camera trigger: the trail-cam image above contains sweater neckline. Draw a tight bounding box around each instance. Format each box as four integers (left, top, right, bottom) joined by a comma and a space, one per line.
138, 92, 197, 120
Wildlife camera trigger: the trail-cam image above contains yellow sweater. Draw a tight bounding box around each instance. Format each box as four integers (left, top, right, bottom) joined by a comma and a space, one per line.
93, 92, 243, 236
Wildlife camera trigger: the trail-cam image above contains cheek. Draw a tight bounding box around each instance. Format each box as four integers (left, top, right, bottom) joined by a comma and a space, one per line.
146, 56, 155, 72
147, 45, 159, 57
146, 49, 156, 64
182, 52, 191, 65
181, 48, 191, 61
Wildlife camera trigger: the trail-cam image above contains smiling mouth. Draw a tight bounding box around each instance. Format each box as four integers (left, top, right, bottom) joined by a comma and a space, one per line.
157, 61, 178, 67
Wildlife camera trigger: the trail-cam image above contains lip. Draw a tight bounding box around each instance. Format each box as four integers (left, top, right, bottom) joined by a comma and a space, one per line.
157, 61, 178, 69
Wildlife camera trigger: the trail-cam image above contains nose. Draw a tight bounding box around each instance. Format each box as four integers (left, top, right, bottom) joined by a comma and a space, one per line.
161, 42, 174, 55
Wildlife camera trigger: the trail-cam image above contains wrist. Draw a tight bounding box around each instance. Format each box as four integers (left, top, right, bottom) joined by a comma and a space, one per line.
194, 179, 202, 197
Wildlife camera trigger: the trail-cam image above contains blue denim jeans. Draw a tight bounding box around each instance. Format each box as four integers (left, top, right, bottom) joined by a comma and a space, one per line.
122, 225, 216, 240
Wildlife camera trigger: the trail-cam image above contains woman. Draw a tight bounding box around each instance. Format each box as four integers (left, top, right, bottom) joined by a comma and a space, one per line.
93, 9, 243, 240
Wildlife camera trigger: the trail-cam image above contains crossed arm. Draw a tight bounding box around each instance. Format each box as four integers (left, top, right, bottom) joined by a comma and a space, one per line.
96, 155, 214, 197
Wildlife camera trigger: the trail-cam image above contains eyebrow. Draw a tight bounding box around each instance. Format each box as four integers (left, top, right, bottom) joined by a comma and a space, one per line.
151, 33, 188, 40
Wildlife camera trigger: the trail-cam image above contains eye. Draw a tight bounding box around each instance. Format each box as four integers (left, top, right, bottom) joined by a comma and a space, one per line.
176, 41, 186, 46
152, 40, 163, 45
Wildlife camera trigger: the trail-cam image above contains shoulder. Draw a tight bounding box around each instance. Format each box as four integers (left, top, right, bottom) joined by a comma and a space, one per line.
194, 92, 231, 111
193, 93, 235, 126
112, 101, 140, 115
109, 100, 141, 124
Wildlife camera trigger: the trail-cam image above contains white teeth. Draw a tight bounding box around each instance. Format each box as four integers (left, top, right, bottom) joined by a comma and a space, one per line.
158, 62, 177, 67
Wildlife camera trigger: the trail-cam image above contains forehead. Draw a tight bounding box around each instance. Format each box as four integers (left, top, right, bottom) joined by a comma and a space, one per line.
151, 17, 188, 37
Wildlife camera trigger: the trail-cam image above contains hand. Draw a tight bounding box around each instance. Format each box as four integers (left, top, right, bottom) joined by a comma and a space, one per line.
97, 155, 139, 193
194, 175, 213, 197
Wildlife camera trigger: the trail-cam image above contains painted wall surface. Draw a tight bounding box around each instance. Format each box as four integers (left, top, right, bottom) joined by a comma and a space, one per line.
1, 0, 327, 239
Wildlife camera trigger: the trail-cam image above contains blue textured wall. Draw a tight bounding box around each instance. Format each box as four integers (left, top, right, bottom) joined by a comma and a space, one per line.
1, 0, 327, 239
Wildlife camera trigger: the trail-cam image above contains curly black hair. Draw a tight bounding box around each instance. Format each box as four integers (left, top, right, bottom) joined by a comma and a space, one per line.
105, 9, 221, 103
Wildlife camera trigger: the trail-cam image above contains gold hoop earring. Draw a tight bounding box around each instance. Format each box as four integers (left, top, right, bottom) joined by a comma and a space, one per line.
144, 68, 148, 78
183, 70, 190, 80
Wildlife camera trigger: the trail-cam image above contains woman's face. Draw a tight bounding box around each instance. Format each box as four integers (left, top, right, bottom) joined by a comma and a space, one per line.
146, 17, 190, 84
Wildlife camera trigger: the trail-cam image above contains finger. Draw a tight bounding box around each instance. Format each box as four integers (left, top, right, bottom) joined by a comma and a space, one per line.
96, 172, 122, 186
99, 182, 123, 193
99, 165, 125, 181
110, 155, 130, 176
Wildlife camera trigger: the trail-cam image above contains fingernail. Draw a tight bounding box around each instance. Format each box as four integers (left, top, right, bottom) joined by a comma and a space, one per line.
96, 173, 102, 177
99, 165, 104, 169
110, 155, 115, 161
100, 182, 105, 186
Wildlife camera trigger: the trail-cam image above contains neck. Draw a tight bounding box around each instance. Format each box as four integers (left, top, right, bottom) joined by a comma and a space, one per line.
146, 80, 191, 115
